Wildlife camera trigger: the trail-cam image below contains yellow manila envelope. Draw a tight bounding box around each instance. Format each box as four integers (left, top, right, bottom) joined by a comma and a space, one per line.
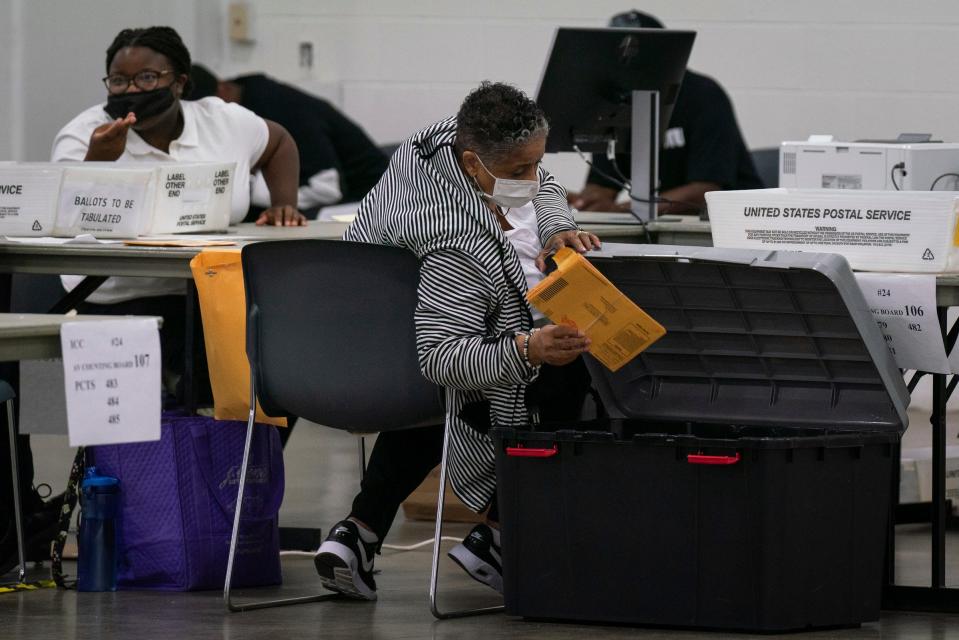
190, 249, 286, 427
527, 247, 666, 372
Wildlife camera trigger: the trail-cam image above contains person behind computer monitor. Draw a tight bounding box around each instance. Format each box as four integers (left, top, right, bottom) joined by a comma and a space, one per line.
568, 10, 762, 216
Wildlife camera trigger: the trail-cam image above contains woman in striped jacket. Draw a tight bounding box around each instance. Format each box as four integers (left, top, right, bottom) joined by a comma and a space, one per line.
315, 82, 601, 601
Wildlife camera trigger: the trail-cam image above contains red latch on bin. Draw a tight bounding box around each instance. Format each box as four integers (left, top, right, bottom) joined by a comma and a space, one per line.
687, 452, 741, 466
506, 444, 559, 458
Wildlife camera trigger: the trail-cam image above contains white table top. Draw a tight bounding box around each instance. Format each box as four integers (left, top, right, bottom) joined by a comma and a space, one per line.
0, 222, 350, 278
0, 217, 647, 279
0, 313, 161, 361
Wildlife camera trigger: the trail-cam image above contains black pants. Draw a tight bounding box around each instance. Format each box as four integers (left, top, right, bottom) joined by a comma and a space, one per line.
349, 357, 593, 541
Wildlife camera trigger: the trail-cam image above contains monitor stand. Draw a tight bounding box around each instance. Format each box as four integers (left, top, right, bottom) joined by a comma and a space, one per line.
629, 90, 660, 223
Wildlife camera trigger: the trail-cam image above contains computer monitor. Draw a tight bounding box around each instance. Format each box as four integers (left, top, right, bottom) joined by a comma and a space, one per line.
536, 27, 696, 221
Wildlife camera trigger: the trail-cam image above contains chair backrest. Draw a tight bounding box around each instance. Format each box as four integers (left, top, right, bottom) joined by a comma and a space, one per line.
242, 239, 444, 432
750, 147, 780, 188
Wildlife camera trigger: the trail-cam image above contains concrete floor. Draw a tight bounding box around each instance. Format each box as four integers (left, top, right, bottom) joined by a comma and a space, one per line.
4, 374, 959, 638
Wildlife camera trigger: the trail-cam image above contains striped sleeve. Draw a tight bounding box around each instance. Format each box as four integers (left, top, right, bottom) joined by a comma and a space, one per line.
533, 165, 579, 245
415, 248, 538, 391
343, 183, 382, 243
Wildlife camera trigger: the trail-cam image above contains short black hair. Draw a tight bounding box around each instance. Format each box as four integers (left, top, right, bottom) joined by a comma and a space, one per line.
609, 10, 665, 29
106, 27, 195, 96
455, 81, 548, 163
188, 64, 219, 100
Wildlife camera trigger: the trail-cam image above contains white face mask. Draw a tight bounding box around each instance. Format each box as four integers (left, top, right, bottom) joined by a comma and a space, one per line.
472, 153, 540, 209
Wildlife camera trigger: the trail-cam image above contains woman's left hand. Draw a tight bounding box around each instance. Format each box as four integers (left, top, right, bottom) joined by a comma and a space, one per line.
535, 229, 601, 272
255, 205, 308, 226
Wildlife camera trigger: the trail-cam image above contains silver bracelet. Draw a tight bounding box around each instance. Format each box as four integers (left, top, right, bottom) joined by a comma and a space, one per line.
523, 328, 541, 367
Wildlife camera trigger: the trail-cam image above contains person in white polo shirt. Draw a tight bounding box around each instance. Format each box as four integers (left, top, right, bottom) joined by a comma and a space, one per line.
51, 26, 305, 398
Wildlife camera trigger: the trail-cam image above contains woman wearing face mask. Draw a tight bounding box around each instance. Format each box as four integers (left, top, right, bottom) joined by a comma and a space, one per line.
54, 26, 305, 228
314, 82, 601, 602
50, 26, 305, 397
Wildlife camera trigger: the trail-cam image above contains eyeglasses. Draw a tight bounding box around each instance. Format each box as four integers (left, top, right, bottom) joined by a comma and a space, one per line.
102, 69, 174, 95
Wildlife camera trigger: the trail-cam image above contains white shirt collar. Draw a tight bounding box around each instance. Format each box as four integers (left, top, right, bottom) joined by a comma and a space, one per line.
122, 102, 199, 157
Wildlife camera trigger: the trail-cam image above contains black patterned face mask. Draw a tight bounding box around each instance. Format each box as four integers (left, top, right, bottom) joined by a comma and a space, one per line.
103, 86, 175, 121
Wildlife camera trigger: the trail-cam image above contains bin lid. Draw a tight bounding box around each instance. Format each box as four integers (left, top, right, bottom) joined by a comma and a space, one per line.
581, 244, 909, 432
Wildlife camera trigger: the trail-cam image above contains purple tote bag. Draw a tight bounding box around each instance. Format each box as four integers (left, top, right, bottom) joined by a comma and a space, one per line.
89, 414, 284, 591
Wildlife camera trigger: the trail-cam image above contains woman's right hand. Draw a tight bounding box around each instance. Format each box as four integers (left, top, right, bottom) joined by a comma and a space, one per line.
84, 113, 136, 161
528, 324, 591, 366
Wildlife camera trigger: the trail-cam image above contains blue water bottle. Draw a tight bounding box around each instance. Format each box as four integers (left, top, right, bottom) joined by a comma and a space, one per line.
77, 467, 120, 592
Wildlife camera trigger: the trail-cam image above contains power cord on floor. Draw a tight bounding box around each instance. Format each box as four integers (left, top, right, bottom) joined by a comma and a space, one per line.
381, 537, 461, 551
279, 536, 462, 557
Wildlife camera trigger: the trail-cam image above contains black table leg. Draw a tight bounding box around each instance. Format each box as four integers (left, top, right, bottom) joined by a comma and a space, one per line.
931, 368, 946, 588
47, 276, 107, 314
931, 306, 949, 588
883, 305, 959, 612
183, 279, 197, 414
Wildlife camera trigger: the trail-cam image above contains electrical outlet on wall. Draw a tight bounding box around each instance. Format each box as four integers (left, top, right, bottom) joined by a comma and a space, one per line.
228, 2, 254, 43
299, 42, 313, 69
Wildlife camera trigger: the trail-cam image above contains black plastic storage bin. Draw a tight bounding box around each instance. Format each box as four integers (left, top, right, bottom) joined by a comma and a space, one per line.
493, 422, 897, 631
492, 246, 909, 632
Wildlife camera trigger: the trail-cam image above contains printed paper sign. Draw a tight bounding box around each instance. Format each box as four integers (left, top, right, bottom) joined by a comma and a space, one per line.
145, 162, 234, 234
0, 165, 63, 235
54, 167, 152, 238
707, 189, 959, 273
854, 273, 949, 373
60, 318, 161, 446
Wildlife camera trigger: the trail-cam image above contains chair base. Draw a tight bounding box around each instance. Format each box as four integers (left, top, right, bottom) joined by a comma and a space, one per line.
227, 592, 342, 613
428, 425, 505, 619
225, 379, 503, 617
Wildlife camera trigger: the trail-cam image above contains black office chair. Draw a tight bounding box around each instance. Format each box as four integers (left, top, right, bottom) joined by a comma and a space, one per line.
224, 239, 501, 618
750, 147, 780, 188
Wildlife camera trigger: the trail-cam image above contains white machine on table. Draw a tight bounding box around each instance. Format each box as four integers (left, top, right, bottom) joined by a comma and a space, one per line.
779, 135, 959, 191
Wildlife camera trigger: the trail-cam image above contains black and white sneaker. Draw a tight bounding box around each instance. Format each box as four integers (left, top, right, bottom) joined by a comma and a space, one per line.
314, 520, 378, 600
447, 524, 503, 594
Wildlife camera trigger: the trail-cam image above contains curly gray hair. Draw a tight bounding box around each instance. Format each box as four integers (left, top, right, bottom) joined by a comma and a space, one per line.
454, 81, 549, 164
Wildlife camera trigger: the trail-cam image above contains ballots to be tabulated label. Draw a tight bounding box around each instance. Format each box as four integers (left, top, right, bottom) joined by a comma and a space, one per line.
54, 166, 152, 238
707, 189, 959, 273
60, 318, 161, 447
854, 273, 950, 373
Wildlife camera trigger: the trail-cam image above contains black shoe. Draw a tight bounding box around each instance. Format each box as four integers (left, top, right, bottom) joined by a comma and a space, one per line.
314, 520, 378, 600
0, 493, 64, 577
447, 524, 503, 594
